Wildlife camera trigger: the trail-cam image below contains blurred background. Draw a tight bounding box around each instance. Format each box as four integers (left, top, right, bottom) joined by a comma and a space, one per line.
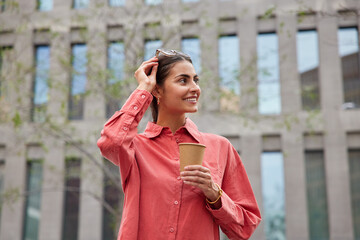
0, 0, 359, 239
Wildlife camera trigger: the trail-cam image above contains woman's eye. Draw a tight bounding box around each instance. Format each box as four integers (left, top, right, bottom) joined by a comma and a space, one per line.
179, 78, 186, 83
194, 78, 200, 85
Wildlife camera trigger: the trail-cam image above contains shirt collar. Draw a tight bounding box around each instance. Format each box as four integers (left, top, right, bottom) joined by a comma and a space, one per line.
144, 118, 202, 143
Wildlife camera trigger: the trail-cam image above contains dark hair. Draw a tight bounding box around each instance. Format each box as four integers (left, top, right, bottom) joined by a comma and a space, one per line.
151, 50, 193, 123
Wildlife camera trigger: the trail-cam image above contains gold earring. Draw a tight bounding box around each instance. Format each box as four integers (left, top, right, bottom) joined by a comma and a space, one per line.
157, 97, 160, 105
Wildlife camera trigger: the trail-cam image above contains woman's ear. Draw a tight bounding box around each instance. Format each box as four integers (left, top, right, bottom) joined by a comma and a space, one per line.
152, 85, 162, 98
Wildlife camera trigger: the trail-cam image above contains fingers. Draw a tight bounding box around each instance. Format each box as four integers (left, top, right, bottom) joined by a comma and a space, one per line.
180, 165, 213, 186
180, 169, 211, 180
149, 63, 158, 77
136, 61, 158, 76
135, 57, 158, 74
180, 166, 221, 202
181, 175, 209, 185
184, 165, 209, 171
134, 57, 159, 92
181, 166, 211, 177
140, 56, 158, 68
142, 62, 158, 76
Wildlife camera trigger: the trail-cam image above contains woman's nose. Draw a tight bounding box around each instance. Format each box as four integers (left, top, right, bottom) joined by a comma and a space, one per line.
189, 80, 200, 92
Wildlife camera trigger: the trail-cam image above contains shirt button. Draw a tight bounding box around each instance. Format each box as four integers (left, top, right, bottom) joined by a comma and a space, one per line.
141, 94, 146, 98
169, 228, 174, 233
175, 138, 179, 143
177, 176, 181, 180
123, 127, 128, 131
133, 106, 138, 110
174, 200, 179, 205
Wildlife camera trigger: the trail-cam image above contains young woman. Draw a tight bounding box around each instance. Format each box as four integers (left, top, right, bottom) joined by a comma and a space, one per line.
97, 49, 261, 240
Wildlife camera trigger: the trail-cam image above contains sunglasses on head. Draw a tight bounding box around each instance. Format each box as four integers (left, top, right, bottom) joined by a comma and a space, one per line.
155, 49, 190, 58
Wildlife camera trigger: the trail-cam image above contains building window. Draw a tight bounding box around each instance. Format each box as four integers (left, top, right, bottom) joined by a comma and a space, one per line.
144, 40, 162, 60
69, 44, 87, 120
145, 0, 162, 5
305, 151, 329, 240
62, 158, 81, 240
32, 45, 50, 122
261, 152, 286, 239
181, 37, 201, 73
297, 30, 320, 110
73, 0, 88, 9
102, 160, 122, 240
338, 27, 360, 109
106, 42, 125, 118
1, 0, 6, 12
23, 160, 43, 240
218, 35, 240, 112
349, 149, 360, 239
257, 33, 281, 115
219, 35, 239, 94
37, 0, 52, 11
109, 0, 125, 6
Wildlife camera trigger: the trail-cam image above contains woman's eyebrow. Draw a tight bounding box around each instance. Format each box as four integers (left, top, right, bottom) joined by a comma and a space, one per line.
175, 74, 198, 78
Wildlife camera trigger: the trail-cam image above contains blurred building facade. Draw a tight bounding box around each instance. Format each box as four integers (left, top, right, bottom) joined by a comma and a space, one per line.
0, 0, 359, 240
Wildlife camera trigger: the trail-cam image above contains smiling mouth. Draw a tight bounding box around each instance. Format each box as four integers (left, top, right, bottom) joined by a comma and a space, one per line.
184, 98, 197, 102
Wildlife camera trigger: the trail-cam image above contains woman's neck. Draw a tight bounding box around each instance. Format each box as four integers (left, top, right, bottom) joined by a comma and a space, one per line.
156, 113, 186, 134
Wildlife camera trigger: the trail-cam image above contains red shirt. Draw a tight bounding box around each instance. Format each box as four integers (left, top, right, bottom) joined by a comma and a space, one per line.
97, 89, 261, 240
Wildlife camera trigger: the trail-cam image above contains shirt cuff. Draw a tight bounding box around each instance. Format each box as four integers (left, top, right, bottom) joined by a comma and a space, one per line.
121, 89, 153, 116
205, 191, 237, 225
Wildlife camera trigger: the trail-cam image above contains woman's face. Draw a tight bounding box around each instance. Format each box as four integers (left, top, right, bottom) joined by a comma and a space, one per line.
157, 60, 201, 115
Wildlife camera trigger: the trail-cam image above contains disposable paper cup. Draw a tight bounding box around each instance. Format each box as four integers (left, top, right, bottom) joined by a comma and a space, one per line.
179, 143, 206, 172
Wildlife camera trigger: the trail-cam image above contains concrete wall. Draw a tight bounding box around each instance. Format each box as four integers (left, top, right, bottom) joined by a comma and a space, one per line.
0, 0, 360, 239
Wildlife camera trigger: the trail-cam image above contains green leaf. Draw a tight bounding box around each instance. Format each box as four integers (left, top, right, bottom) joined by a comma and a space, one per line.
12, 111, 22, 128
261, 6, 276, 20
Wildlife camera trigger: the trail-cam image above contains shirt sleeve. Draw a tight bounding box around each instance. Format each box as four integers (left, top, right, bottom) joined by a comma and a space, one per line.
97, 89, 153, 187
206, 141, 261, 240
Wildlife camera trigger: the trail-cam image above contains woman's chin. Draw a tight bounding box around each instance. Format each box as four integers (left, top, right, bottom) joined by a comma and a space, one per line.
187, 107, 198, 113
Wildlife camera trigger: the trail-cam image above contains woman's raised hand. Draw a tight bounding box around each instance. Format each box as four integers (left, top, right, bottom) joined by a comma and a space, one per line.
135, 57, 159, 93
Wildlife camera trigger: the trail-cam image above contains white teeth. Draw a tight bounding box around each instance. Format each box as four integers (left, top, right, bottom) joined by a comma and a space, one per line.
185, 98, 197, 102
